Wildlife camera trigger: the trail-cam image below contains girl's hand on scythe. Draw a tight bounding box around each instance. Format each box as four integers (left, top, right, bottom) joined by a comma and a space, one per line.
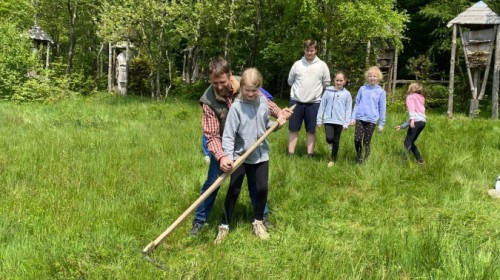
277, 116, 286, 128
220, 156, 234, 173
278, 108, 293, 120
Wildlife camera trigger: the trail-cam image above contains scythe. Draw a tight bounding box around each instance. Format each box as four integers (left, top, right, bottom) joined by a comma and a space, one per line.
142, 104, 295, 259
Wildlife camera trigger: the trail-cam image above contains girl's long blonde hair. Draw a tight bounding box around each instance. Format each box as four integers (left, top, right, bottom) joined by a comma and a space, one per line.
240, 68, 263, 88
407, 82, 423, 95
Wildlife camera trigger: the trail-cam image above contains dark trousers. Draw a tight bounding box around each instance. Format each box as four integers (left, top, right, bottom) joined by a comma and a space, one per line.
404, 121, 426, 162
354, 120, 376, 161
222, 161, 269, 225
193, 155, 268, 225
324, 124, 343, 162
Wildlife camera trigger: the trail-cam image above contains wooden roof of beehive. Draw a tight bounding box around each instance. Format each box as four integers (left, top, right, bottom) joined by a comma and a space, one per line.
447, 1, 500, 28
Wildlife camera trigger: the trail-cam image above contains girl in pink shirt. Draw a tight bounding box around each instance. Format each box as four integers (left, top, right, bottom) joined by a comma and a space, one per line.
395, 83, 427, 164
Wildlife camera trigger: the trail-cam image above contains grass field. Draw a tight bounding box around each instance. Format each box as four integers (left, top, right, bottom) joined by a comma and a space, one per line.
0, 93, 499, 279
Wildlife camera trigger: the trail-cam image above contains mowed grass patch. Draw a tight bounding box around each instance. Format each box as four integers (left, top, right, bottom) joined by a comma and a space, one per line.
0, 93, 499, 279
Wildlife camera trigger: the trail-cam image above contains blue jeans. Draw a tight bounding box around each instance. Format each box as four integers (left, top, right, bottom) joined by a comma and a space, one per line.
193, 154, 269, 225
202, 135, 210, 156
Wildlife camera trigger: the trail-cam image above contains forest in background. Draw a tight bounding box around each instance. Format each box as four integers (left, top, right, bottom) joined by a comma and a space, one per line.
0, 0, 499, 113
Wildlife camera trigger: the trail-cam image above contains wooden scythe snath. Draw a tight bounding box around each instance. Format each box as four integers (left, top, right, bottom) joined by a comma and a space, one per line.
142, 104, 296, 256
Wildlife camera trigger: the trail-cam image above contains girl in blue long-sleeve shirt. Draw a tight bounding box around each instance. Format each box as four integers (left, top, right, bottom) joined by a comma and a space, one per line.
316, 71, 352, 166
349, 66, 386, 164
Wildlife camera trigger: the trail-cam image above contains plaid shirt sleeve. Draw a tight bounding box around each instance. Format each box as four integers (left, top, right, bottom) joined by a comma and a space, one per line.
267, 99, 281, 118
202, 104, 226, 161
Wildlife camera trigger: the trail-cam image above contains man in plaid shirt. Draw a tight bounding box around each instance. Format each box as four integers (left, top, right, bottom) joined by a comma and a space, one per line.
190, 57, 291, 236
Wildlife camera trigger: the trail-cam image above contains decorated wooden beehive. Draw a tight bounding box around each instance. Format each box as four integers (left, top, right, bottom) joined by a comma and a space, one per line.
462, 28, 495, 68
446, 1, 500, 118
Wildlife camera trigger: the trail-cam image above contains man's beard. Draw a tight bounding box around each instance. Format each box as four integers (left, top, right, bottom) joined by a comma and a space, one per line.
215, 87, 230, 98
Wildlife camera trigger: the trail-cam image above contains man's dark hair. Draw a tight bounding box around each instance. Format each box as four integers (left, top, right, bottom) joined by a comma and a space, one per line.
208, 57, 231, 77
304, 39, 318, 50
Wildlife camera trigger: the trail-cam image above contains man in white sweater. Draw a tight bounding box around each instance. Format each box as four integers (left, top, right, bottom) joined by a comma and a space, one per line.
287, 39, 331, 157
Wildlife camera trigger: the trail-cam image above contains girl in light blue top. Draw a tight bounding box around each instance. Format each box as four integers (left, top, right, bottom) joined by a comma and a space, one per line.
349, 66, 386, 164
316, 71, 352, 166
216, 68, 286, 244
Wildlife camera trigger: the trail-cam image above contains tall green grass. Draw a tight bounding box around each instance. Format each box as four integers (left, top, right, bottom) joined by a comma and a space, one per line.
0, 93, 499, 279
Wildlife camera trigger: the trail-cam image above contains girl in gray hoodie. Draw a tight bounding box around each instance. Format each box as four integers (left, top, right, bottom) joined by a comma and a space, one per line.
215, 68, 285, 244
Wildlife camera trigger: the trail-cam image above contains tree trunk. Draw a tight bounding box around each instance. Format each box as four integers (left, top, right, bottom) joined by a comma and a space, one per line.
493, 25, 500, 119
66, 0, 77, 75
248, 0, 262, 67
224, 0, 235, 59
164, 51, 172, 101
447, 25, 457, 118
155, 28, 165, 101
365, 40, 371, 68
46, 43, 51, 68
108, 43, 113, 93
123, 43, 129, 95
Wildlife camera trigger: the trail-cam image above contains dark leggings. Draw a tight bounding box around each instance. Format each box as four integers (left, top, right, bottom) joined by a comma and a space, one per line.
222, 161, 269, 225
324, 124, 343, 162
354, 120, 376, 161
404, 121, 426, 162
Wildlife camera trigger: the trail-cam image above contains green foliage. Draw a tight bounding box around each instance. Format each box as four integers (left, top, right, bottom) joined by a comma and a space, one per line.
387, 86, 408, 112
0, 0, 34, 27
128, 56, 152, 96
0, 22, 38, 98
406, 55, 434, 80
418, 0, 475, 54
11, 66, 96, 103
11, 76, 69, 103
424, 84, 449, 110
169, 77, 208, 100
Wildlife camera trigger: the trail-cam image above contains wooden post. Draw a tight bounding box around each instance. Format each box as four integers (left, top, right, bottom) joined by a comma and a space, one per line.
112, 46, 117, 92
182, 51, 187, 81
124, 43, 129, 95
448, 25, 457, 118
493, 25, 500, 119
365, 40, 371, 67
386, 66, 393, 95
470, 70, 480, 117
392, 50, 398, 98
478, 25, 497, 100
45, 42, 50, 68
108, 42, 113, 93
458, 26, 475, 98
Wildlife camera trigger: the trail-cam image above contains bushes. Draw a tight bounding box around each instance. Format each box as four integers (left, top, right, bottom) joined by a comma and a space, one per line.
424, 84, 448, 109
391, 83, 449, 112
11, 67, 97, 103
169, 77, 208, 100
0, 22, 38, 98
0, 22, 98, 103
127, 56, 152, 96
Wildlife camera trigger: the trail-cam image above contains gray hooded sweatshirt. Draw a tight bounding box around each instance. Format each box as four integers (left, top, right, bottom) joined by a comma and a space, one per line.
222, 94, 274, 164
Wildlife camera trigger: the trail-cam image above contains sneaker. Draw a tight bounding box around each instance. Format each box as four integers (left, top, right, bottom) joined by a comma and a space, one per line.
203, 155, 210, 164
252, 220, 270, 240
263, 216, 273, 229
488, 189, 500, 199
417, 160, 426, 165
214, 224, 229, 244
190, 222, 204, 237
327, 161, 334, 167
